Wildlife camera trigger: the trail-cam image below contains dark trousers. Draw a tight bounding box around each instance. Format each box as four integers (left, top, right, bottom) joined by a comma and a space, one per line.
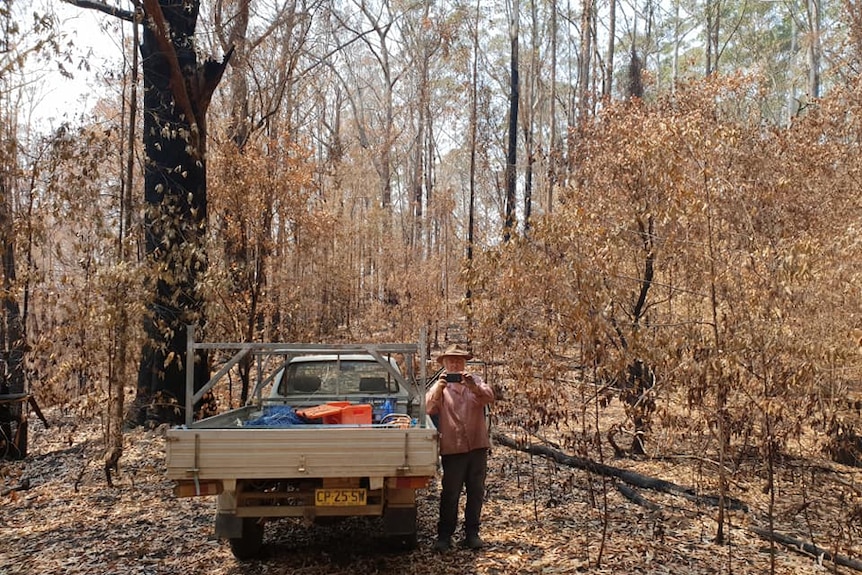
438, 448, 489, 540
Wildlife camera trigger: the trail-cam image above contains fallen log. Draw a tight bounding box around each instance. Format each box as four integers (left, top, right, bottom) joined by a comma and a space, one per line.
492, 430, 749, 512
749, 527, 862, 572
616, 482, 862, 572
493, 431, 862, 571
615, 482, 661, 511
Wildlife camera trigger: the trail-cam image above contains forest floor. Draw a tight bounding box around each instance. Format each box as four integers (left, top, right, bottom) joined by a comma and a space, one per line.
3, 410, 862, 575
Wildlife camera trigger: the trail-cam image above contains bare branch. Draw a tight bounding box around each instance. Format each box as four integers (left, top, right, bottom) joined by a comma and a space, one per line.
60, 0, 136, 22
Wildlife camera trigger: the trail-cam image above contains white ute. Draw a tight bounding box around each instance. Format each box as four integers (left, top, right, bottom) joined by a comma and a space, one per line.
164, 332, 439, 559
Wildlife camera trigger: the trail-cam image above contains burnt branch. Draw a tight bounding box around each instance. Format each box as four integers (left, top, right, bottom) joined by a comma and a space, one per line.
632, 212, 654, 325
61, 0, 136, 22
493, 430, 749, 512
194, 46, 234, 117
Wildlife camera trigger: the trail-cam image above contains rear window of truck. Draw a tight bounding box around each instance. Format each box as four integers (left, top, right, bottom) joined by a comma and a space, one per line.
279, 360, 398, 395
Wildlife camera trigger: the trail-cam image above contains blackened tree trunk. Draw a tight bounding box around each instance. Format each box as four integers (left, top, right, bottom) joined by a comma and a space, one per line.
133, 0, 230, 426
134, 0, 207, 426
0, 173, 28, 459
503, 0, 520, 242
0, 20, 28, 454
65, 0, 230, 426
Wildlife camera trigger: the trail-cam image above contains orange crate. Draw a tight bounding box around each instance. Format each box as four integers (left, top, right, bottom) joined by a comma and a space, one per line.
296, 404, 343, 421
320, 401, 351, 424
338, 404, 372, 425
298, 402, 373, 424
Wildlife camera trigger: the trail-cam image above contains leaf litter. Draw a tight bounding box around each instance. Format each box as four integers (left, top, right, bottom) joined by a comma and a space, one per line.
2, 410, 862, 574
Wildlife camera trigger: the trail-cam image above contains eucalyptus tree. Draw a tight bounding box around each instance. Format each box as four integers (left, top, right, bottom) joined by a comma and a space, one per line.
328, 0, 401, 212
806, 0, 821, 98
398, 0, 447, 251
520, 0, 573, 225
705, 0, 720, 74
213, 0, 317, 149
0, 1, 27, 411
523, 0, 538, 233
604, 0, 617, 99
208, 0, 318, 403
64, 0, 231, 425
6, 1, 143, 470
317, 0, 475, 320
547, 0, 561, 210
625, 0, 829, 123
504, 0, 520, 241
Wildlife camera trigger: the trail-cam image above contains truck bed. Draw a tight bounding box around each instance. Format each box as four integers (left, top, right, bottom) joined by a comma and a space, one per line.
165, 408, 439, 481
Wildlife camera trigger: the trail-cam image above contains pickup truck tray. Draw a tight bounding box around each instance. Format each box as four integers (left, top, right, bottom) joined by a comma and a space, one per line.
165, 425, 438, 481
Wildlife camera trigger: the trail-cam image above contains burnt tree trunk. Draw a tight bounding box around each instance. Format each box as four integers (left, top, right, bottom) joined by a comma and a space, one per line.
63, 0, 230, 429
131, 0, 230, 426
0, 173, 28, 459
503, 0, 519, 242
0, 102, 27, 458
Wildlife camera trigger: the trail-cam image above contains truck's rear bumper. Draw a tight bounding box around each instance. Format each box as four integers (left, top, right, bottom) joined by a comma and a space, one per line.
211, 481, 427, 538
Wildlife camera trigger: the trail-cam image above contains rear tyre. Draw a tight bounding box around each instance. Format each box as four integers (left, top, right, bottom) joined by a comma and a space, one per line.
385, 531, 418, 551
228, 518, 264, 560
383, 504, 418, 551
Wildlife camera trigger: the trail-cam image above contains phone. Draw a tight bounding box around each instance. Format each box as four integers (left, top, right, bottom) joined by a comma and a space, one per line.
445, 372, 462, 383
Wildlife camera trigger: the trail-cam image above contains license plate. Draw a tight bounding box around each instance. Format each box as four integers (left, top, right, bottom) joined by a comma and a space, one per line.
314, 488, 367, 506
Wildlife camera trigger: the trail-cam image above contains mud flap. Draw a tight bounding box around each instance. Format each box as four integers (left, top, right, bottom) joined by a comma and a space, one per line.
383, 505, 417, 535
215, 513, 243, 539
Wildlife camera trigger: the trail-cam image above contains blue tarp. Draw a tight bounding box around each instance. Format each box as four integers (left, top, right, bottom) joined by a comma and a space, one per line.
244, 405, 309, 427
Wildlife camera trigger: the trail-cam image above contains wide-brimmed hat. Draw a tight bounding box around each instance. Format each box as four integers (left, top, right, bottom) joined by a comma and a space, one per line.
436, 343, 473, 364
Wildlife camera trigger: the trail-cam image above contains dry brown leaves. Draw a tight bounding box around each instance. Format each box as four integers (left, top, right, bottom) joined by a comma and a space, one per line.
2, 412, 861, 574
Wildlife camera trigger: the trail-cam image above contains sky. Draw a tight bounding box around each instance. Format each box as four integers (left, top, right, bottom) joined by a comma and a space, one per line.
27, 1, 127, 129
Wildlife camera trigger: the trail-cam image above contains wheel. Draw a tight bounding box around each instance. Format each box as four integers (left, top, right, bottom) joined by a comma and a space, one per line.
385, 531, 418, 551
228, 518, 264, 560
382, 504, 418, 551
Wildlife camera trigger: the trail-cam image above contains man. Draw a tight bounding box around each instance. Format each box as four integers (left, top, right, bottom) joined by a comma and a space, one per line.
426, 343, 495, 552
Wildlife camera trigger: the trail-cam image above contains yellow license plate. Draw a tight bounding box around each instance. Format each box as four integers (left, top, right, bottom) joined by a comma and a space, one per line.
314, 488, 367, 506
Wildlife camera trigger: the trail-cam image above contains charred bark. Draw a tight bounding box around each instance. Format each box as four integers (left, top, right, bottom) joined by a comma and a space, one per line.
0, 151, 28, 459
131, 0, 231, 426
